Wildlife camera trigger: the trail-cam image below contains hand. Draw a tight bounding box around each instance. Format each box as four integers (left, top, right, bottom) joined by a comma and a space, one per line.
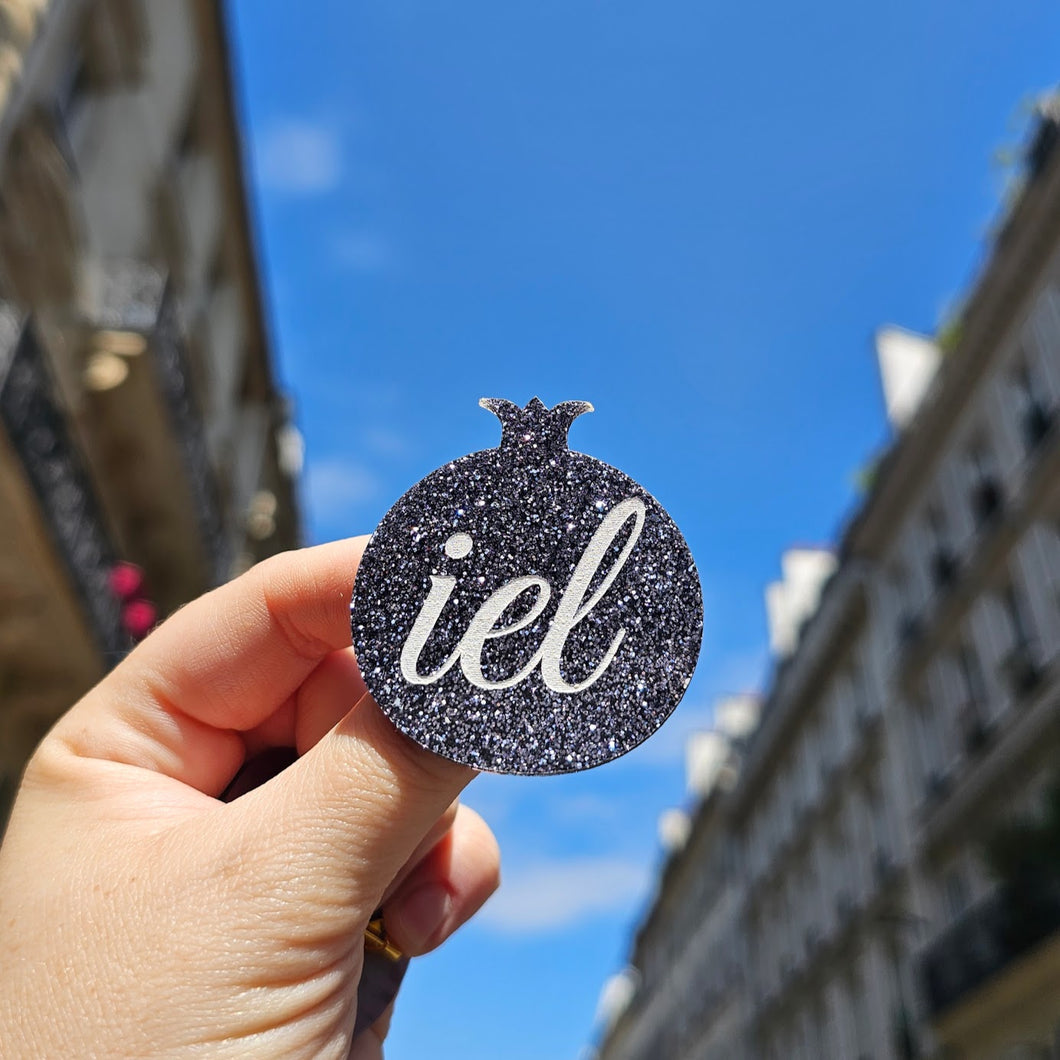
0, 538, 500, 1059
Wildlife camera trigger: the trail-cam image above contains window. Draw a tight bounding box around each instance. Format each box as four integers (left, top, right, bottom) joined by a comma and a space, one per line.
886, 557, 907, 599
850, 968, 872, 1056
956, 640, 987, 705
955, 640, 991, 752
176, 101, 199, 164
926, 503, 958, 589
1001, 576, 1035, 649
966, 435, 1004, 526
914, 699, 945, 791
54, 51, 94, 144
1010, 353, 1053, 451
925, 503, 945, 544
885, 556, 910, 625
943, 865, 970, 921
998, 572, 1042, 698
867, 780, 889, 861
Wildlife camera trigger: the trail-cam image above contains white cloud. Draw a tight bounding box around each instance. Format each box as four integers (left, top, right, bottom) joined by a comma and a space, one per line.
305, 458, 379, 522
362, 426, 410, 458
479, 856, 651, 934
255, 119, 342, 195
549, 792, 624, 826
333, 232, 396, 272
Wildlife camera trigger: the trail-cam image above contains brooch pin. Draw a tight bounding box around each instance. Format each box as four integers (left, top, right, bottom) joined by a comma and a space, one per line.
351, 397, 703, 775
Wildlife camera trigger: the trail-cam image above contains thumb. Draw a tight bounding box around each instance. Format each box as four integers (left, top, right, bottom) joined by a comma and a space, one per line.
228, 671, 474, 915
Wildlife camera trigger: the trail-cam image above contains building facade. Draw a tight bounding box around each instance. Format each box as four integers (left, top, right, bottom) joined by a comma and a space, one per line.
0, 0, 301, 822
595, 97, 1060, 1060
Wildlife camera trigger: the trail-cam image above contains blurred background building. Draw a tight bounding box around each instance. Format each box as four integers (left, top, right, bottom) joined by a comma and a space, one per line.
0, 0, 301, 824
595, 95, 1060, 1060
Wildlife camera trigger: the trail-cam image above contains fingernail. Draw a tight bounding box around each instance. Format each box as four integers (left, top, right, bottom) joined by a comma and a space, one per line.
394, 882, 453, 952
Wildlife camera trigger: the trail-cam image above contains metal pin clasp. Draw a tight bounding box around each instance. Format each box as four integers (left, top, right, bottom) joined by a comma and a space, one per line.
364, 911, 403, 962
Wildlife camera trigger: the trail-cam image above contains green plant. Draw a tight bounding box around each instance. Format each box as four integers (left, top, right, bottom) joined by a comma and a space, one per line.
935, 315, 963, 356
851, 453, 882, 496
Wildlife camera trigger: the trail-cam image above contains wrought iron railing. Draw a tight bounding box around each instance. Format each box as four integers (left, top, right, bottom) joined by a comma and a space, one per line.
152, 285, 231, 585
0, 309, 127, 661
95, 261, 231, 586
920, 879, 1060, 1017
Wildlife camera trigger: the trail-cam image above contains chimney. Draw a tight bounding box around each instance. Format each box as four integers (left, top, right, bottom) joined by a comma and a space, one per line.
594, 969, 639, 1032
715, 692, 761, 740
766, 547, 837, 656
685, 730, 729, 796
657, 808, 692, 851
875, 326, 942, 431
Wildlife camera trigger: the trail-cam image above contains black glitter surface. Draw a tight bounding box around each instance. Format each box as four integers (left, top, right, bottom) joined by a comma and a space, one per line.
350, 398, 703, 775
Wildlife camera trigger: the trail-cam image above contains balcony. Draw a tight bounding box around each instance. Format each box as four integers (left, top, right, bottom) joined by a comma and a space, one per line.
0, 309, 129, 777
80, 262, 232, 609
920, 880, 1060, 1019
0, 310, 126, 660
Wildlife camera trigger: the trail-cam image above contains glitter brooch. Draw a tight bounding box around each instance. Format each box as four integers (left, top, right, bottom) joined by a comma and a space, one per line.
350, 397, 703, 775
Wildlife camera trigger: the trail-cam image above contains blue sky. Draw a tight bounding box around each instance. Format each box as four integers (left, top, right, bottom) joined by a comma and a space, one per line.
228, 2, 1060, 1056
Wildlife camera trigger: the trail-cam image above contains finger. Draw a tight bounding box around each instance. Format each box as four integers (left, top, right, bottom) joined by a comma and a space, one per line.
380, 799, 460, 905
238, 648, 366, 759
226, 681, 462, 891
46, 539, 367, 795
294, 649, 367, 756
383, 805, 500, 956
233, 694, 475, 913
235, 665, 464, 895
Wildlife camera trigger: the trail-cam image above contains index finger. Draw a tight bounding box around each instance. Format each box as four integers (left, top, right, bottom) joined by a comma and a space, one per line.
47, 538, 367, 794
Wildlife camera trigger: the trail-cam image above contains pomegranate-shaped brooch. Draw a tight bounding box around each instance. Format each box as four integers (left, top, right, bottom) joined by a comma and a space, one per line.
351, 397, 702, 775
